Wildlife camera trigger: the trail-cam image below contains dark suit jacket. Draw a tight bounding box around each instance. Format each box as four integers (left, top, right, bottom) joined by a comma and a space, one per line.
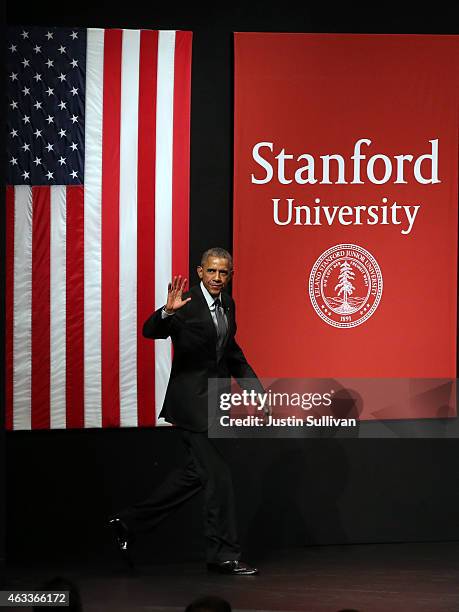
142, 284, 263, 432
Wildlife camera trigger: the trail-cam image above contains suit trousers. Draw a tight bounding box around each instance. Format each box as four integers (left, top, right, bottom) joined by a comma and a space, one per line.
119, 429, 241, 563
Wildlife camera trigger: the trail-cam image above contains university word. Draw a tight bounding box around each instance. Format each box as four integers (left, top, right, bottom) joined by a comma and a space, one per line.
272, 197, 419, 235
250, 138, 439, 235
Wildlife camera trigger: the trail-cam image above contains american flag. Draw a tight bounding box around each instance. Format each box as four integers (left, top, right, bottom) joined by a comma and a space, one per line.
6, 26, 192, 430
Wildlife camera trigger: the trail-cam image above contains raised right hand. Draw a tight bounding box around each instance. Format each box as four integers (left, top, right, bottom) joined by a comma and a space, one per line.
164, 275, 192, 314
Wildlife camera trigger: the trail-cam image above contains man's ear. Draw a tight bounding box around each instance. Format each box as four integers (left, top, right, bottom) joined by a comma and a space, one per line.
197, 265, 203, 279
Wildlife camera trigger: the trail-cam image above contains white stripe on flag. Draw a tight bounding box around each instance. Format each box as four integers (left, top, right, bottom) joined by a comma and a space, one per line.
84, 28, 104, 427
50, 186, 67, 429
13, 185, 33, 430
119, 29, 140, 427
155, 30, 176, 422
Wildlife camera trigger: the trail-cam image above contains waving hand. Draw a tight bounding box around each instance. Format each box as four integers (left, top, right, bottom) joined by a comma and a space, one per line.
164, 275, 191, 314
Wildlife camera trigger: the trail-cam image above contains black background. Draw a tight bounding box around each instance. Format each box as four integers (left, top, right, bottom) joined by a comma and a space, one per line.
3, 3, 459, 565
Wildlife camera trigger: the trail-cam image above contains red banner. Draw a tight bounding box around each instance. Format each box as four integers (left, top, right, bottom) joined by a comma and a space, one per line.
233, 34, 459, 420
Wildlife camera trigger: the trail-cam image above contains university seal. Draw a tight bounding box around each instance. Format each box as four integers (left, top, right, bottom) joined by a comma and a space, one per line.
308, 244, 383, 328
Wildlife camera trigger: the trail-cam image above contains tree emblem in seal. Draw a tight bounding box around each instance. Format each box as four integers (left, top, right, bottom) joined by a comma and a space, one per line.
309, 244, 383, 328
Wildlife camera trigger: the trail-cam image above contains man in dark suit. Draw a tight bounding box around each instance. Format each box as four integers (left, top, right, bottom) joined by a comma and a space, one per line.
109, 247, 264, 575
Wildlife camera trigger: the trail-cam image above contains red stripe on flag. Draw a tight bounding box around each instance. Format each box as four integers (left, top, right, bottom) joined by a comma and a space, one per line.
172, 31, 192, 281
6, 186, 15, 431
137, 29, 158, 427
31, 187, 51, 429
66, 186, 85, 429
101, 29, 122, 428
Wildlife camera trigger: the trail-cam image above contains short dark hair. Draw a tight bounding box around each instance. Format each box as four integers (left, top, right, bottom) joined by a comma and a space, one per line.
184, 595, 232, 612
200, 247, 233, 271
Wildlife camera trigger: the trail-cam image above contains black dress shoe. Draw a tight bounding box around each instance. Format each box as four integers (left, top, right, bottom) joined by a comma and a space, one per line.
107, 517, 135, 568
207, 560, 259, 575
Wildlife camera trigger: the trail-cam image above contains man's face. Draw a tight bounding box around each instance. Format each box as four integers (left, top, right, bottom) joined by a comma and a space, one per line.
197, 256, 232, 297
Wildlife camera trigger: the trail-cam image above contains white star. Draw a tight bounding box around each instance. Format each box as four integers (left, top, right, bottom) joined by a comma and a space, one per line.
9, 44, 17, 52
58, 72, 66, 82
33, 45, 42, 54
21, 30, 29, 39
22, 143, 31, 152
58, 45, 66, 54
70, 142, 78, 151
46, 170, 54, 180
59, 128, 67, 138
46, 31, 54, 40
70, 114, 78, 124
46, 87, 54, 96
70, 86, 78, 96
34, 129, 42, 138
70, 170, 78, 178
45, 143, 54, 152
10, 100, 18, 109
10, 129, 18, 138
58, 100, 67, 110
22, 170, 30, 179
10, 157, 18, 166
21, 58, 30, 68
33, 156, 42, 166
58, 156, 66, 166
33, 73, 42, 82
33, 100, 43, 110
70, 59, 78, 68
22, 114, 30, 124
70, 31, 78, 39
10, 72, 18, 81
22, 86, 30, 96
46, 59, 54, 68
46, 115, 54, 124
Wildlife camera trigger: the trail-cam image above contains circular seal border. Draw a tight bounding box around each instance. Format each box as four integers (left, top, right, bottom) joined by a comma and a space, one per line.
308, 244, 383, 329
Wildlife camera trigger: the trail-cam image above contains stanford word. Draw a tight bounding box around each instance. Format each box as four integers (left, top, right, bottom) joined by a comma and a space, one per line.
251, 139, 440, 186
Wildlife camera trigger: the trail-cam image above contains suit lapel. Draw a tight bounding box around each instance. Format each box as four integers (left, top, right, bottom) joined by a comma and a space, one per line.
191, 284, 218, 344
190, 284, 235, 345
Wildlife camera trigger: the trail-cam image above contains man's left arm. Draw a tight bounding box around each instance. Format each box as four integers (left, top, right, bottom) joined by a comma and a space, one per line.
226, 301, 264, 394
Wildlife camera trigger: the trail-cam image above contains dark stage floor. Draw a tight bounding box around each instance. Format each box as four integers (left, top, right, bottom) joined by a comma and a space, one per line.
4, 542, 459, 612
